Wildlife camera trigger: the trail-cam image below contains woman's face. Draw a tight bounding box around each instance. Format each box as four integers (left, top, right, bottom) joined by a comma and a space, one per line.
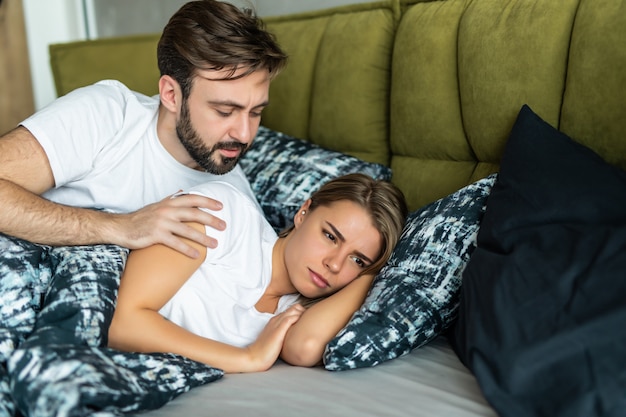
284, 200, 383, 299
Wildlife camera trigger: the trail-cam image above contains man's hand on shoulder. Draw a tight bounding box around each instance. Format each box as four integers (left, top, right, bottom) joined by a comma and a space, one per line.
114, 193, 226, 258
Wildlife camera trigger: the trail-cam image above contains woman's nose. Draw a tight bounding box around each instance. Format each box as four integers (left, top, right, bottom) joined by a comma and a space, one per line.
324, 252, 342, 273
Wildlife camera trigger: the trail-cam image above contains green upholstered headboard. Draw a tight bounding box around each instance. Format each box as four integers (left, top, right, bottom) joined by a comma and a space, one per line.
50, 34, 161, 98
49, 0, 626, 211
262, 0, 626, 209
261, 1, 401, 166
389, 0, 626, 209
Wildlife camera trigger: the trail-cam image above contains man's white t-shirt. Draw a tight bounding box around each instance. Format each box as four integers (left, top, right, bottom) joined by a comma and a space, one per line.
159, 181, 299, 347
20, 80, 255, 212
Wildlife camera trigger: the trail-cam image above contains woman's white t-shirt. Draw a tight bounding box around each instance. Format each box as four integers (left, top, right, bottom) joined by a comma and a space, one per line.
20, 80, 255, 212
159, 181, 299, 347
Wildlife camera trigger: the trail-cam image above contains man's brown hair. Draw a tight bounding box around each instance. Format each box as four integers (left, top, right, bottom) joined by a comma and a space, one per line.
157, 0, 287, 98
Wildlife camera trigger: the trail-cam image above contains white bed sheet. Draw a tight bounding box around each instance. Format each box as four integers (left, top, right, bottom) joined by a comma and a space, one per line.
135, 336, 497, 417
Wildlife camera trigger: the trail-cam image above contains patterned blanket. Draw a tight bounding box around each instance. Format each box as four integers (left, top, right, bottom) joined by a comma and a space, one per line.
0, 233, 223, 417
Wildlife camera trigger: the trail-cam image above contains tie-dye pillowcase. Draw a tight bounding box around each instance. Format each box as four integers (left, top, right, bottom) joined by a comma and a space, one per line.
324, 174, 496, 370
240, 126, 392, 232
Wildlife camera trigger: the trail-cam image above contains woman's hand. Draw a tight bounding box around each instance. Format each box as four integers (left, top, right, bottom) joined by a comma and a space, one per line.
244, 304, 305, 371
280, 275, 375, 367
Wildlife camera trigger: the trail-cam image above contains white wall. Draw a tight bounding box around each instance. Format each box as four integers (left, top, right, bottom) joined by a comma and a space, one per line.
257, 0, 366, 16
23, 0, 365, 111
84, 0, 191, 39
23, 0, 86, 110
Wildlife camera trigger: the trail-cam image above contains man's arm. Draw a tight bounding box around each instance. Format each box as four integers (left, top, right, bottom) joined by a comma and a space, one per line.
280, 274, 375, 367
0, 127, 224, 257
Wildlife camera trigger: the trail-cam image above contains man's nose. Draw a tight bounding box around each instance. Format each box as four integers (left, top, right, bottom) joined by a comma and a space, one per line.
229, 113, 252, 145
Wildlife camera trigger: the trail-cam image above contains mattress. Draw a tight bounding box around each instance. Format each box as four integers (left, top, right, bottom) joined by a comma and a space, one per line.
134, 336, 497, 417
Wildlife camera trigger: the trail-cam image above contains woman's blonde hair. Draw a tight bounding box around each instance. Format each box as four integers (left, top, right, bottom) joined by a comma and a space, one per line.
280, 173, 408, 277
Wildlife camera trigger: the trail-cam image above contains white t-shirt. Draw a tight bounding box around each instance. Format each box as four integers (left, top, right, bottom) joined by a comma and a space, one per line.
20, 80, 255, 213
159, 181, 299, 347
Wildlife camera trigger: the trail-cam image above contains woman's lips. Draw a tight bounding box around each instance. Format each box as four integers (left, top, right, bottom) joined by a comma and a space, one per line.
309, 269, 330, 289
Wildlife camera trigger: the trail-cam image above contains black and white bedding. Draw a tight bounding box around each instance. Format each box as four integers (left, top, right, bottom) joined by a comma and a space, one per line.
0, 127, 398, 416
0, 234, 222, 416
0, 127, 501, 416
0, 231, 496, 417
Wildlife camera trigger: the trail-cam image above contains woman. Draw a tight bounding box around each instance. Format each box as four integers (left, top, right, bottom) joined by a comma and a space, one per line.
108, 173, 407, 373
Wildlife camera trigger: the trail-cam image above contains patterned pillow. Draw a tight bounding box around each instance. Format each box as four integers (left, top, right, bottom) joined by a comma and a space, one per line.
10, 345, 223, 415
0, 235, 223, 415
323, 174, 497, 370
240, 126, 392, 231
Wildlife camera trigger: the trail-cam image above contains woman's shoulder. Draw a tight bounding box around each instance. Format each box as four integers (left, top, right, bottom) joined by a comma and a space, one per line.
184, 181, 276, 265
186, 181, 258, 209
183, 181, 265, 232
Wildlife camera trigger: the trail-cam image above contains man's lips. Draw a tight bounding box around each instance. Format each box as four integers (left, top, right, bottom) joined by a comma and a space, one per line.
219, 148, 241, 159
216, 142, 247, 159
309, 269, 330, 288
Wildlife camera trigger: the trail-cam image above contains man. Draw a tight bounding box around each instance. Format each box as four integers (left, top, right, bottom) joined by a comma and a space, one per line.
0, 2, 287, 407
0, 0, 286, 257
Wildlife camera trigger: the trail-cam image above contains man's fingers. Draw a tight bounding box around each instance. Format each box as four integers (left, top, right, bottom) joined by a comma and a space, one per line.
162, 236, 201, 259
169, 193, 223, 211
195, 210, 226, 232
166, 195, 227, 231
121, 194, 225, 255
176, 221, 218, 249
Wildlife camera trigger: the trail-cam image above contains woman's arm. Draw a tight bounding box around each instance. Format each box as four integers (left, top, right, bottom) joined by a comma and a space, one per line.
280, 274, 375, 367
108, 221, 301, 373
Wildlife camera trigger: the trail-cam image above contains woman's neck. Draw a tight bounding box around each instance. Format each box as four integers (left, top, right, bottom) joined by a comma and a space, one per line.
255, 237, 297, 314
267, 236, 297, 297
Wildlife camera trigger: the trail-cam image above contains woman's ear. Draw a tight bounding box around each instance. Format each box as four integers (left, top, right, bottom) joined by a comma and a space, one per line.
293, 199, 312, 228
158, 75, 182, 114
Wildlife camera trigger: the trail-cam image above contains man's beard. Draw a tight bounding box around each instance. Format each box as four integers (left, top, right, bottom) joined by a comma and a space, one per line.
176, 99, 248, 175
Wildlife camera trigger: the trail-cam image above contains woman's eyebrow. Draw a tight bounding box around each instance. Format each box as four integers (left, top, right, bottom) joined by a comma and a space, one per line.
326, 221, 374, 264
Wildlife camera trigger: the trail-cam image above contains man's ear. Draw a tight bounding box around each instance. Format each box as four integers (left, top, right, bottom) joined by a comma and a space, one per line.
158, 75, 182, 113
293, 199, 312, 228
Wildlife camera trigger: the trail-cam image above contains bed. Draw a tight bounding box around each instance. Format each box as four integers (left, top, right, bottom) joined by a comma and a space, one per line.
9, 0, 625, 415
133, 336, 496, 417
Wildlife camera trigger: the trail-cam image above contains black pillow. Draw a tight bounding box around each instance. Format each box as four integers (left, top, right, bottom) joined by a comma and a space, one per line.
451, 105, 626, 417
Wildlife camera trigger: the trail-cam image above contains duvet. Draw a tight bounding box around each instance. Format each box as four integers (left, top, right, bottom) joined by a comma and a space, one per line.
0, 233, 223, 417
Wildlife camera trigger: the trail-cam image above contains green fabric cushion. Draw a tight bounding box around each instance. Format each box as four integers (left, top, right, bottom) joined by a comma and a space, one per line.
50, 34, 160, 97
263, 2, 397, 166
390, 0, 579, 209
560, 0, 626, 170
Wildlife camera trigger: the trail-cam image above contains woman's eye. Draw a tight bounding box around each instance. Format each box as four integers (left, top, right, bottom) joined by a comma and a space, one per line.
324, 231, 336, 242
352, 256, 366, 268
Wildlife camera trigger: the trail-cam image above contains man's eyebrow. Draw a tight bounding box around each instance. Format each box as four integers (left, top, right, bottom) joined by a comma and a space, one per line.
208, 100, 269, 110
326, 221, 374, 265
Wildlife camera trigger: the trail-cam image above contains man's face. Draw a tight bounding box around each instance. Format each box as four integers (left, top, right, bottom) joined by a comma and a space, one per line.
176, 68, 271, 174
